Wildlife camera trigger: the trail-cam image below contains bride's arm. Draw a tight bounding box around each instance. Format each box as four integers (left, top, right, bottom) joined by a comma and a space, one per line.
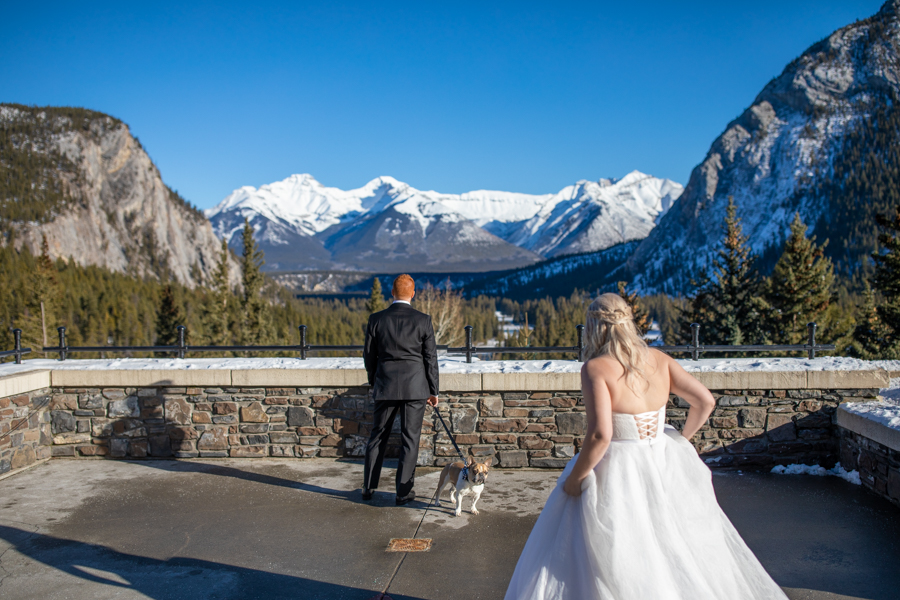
667, 357, 716, 440
562, 361, 613, 496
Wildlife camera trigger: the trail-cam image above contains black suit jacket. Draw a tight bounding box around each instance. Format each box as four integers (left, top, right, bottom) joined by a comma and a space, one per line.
364, 302, 439, 401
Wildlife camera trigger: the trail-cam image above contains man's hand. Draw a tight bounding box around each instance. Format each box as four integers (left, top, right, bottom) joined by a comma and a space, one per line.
427, 395, 439, 407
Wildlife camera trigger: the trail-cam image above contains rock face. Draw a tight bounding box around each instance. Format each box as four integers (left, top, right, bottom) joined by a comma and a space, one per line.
0, 105, 238, 287
627, 0, 900, 293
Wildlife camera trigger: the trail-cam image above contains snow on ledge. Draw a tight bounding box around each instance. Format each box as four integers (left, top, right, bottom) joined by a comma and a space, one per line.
771, 463, 861, 485
0, 355, 894, 378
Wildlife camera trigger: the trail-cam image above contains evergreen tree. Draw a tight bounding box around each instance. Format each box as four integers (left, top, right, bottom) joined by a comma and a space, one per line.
200, 239, 232, 345
682, 198, 769, 346
616, 281, 651, 336
21, 235, 60, 352
365, 278, 388, 313
767, 214, 835, 343
848, 283, 894, 358
155, 283, 183, 349
872, 203, 900, 336
239, 218, 272, 346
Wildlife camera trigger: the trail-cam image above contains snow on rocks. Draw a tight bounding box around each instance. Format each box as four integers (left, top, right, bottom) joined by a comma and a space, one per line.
771, 462, 861, 485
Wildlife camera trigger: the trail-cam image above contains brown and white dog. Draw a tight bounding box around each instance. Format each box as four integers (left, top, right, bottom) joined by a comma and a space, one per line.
433, 457, 490, 516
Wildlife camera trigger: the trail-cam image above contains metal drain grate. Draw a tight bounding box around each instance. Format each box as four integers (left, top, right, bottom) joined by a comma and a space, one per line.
386, 538, 432, 552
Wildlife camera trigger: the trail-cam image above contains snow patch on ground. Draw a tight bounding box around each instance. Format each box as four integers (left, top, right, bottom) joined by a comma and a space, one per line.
879, 378, 900, 405
0, 356, 895, 378
771, 462, 861, 485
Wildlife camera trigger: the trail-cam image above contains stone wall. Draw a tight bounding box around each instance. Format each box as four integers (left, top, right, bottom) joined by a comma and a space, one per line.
42, 384, 881, 469
839, 429, 900, 506
0, 387, 52, 475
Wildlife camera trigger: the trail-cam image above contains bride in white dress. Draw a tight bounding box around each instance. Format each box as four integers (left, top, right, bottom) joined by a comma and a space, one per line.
504, 293, 788, 600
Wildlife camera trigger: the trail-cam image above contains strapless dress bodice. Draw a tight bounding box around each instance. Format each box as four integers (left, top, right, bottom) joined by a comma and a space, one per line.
611, 406, 666, 443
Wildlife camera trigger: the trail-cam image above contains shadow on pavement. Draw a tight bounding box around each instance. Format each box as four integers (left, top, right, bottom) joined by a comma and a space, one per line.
0, 524, 409, 600
131, 459, 364, 501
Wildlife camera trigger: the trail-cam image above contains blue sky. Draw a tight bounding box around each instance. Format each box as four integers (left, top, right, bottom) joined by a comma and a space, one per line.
1, 1, 885, 210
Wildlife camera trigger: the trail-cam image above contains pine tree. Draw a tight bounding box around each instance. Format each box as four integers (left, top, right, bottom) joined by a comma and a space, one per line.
239, 218, 272, 346
767, 214, 835, 343
365, 278, 388, 314
872, 204, 900, 336
155, 283, 183, 350
849, 283, 894, 358
201, 239, 232, 345
616, 281, 651, 336
21, 235, 60, 353
683, 198, 769, 346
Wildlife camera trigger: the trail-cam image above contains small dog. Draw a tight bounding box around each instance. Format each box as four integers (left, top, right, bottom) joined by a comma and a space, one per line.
433, 457, 491, 516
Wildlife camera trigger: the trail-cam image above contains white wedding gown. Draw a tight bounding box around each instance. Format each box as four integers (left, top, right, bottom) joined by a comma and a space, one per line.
505, 407, 788, 599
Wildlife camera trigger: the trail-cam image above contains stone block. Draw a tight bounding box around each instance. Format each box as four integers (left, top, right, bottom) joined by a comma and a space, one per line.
164, 397, 192, 425
739, 408, 767, 428
269, 432, 300, 444
212, 415, 237, 424
484, 372, 580, 392
52, 433, 91, 445
710, 416, 738, 429
498, 450, 528, 468
718, 428, 764, 440
230, 445, 267, 458
270, 445, 295, 457
240, 402, 269, 423
214, 402, 238, 415
795, 412, 832, 429
198, 428, 228, 451
51, 445, 76, 457
481, 433, 516, 444
450, 407, 478, 433
287, 406, 315, 428
518, 435, 552, 450
551, 397, 578, 408
130, 440, 149, 458
77, 445, 109, 457
149, 435, 173, 457
555, 412, 586, 435
530, 409, 554, 418
808, 369, 889, 390
523, 424, 556, 433
50, 394, 77, 410
479, 418, 527, 433
470, 445, 496, 457
10, 446, 36, 470
108, 397, 139, 418
767, 415, 797, 442
479, 397, 503, 417
503, 408, 529, 417
243, 434, 269, 445
0, 370, 49, 398
79, 394, 104, 410
454, 434, 480, 445
192, 412, 212, 424
109, 439, 129, 458
554, 445, 575, 458
50, 410, 76, 434
320, 434, 342, 447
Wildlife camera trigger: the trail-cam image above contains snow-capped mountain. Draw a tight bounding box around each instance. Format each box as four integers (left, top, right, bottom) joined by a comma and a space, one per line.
628, 0, 900, 294
206, 171, 683, 272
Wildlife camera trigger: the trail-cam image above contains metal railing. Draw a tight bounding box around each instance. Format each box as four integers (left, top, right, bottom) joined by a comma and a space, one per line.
1, 322, 835, 365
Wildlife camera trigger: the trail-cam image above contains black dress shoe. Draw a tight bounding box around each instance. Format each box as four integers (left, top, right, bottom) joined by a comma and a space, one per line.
362, 488, 374, 501
395, 491, 416, 505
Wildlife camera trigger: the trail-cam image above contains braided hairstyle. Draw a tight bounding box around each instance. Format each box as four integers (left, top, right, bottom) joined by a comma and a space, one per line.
584, 293, 649, 392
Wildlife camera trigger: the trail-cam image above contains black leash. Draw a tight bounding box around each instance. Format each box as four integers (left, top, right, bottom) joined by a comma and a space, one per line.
432, 407, 468, 465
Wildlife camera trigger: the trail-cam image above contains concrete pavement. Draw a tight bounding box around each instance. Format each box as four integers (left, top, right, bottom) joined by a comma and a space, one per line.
0, 458, 897, 599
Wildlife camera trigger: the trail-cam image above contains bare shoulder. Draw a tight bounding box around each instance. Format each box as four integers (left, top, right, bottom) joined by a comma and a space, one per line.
581, 355, 622, 379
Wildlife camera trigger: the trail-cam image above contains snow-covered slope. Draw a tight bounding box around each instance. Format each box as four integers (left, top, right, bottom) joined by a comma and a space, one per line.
627, 0, 900, 294
206, 171, 682, 272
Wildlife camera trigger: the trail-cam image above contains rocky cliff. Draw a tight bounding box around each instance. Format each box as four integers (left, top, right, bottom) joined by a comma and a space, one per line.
628, 0, 900, 293
0, 105, 238, 287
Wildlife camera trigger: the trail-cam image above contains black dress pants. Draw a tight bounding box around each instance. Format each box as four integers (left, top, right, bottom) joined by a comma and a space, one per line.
363, 399, 426, 498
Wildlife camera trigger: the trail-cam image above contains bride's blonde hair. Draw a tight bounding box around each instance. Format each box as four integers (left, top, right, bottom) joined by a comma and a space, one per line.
583, 293, 649, 391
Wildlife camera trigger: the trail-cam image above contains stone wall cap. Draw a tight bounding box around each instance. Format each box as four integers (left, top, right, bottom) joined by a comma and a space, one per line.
838, 402, 900, 452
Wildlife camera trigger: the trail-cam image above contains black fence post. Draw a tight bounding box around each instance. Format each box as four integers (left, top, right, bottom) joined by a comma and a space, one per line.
12, 328, 23, 364
576, 324, 585, 361
807, 322, 817, 360
299, 325, 307, 360
176, 326, 186, 359
690, 323, 700, 361
57, 326, 67, 361
465, 325, 474, 364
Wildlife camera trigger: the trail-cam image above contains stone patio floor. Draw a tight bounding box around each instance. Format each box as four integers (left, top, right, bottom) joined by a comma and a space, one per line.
0, 458, 898, 600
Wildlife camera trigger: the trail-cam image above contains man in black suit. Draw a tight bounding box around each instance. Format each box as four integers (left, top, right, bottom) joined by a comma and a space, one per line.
362, 274, 439, 505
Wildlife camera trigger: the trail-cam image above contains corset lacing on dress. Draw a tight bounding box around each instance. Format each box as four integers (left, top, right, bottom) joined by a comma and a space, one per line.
610, 406, 666, 444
